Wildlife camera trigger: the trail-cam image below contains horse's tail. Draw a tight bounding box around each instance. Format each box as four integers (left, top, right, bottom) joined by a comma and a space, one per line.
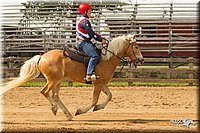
1, 55, 41, 95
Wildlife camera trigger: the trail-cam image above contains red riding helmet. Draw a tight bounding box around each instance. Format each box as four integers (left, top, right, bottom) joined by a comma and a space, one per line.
79, 3, 92, 14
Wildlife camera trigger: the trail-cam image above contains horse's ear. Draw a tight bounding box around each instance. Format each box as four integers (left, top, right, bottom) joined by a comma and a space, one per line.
126, 34, 136, 43
132, 34, 136, 39
125, 34, 132, 41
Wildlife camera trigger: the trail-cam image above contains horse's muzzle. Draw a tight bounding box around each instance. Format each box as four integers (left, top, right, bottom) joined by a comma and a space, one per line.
136, 57, 144, 65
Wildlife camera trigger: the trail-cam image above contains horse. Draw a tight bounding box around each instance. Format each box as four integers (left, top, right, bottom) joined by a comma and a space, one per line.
2, 34, 144, 120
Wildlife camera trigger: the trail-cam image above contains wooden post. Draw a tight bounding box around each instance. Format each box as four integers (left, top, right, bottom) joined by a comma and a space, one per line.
168, 3, 173, 69
68, 81, 73, 87
8, 57, 15, 78
128, 68, 134, 86
188, 57, 193, 86
43, 32, 47, 52
3, 30, 6, 55
132, 3, 137, 34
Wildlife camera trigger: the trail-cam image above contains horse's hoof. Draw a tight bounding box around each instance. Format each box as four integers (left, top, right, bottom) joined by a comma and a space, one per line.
51, 106, 58, 115
93, 106, 98, 112
75, 109, 82, 116
66, 115, 73, 121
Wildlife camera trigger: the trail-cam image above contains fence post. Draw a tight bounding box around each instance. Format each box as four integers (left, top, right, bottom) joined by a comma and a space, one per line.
188, 57, 194, 85
168, 3, 173, 69
68, 81, 73, 87
7, 57, 15, 78
128, 68, 134, 86
43, 32, 47, 52
3, 30, 6, 55
132, 4, 137, 34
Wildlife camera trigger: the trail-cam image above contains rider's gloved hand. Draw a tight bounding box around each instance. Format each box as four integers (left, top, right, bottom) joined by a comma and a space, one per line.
101, 38, 107, 44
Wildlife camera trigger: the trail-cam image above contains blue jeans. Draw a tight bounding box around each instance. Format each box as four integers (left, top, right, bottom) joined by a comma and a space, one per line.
77, 41, 100, 75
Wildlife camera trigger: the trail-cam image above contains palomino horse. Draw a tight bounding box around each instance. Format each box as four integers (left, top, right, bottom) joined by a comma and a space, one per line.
2, 34, 144, 120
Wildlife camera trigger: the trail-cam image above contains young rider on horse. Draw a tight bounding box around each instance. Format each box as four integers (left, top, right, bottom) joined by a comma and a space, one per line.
76, 3, 107, 82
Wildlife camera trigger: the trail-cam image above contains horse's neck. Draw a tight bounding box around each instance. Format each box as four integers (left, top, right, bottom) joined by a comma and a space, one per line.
110, 56, 121, 67
105, 52, 124, 72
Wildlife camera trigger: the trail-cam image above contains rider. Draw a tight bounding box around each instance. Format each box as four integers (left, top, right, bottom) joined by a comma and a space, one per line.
76, 3, 107, 82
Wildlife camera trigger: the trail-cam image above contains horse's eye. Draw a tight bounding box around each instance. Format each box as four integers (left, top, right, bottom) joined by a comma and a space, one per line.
135, 46, 139, 49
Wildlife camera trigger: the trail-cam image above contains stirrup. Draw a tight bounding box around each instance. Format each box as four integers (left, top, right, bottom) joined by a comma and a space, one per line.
91, 74, 100, 81
84, 75, 100, 82
84, 77, 92, 82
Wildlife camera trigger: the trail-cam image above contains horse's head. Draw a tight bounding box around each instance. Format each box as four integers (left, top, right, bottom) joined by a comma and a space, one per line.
124, 34, 144, 65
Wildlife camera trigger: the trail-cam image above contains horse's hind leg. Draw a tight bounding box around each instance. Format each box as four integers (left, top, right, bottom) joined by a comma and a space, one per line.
52, 83, 73, 120
40, 83, 58, 115
93, 85, 112, 111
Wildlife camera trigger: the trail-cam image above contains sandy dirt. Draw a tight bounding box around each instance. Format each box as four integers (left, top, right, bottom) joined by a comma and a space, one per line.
2, 86, 199, 132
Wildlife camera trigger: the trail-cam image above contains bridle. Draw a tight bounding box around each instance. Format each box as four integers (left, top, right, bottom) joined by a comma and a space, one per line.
100, 40, 136, 62
99, 41, 138, 77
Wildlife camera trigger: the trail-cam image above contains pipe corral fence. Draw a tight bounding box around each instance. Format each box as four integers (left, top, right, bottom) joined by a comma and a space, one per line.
1, 1, 199, 85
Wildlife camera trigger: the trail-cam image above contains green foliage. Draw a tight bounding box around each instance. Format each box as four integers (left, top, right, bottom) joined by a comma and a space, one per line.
21, 82, 46, 87
126, 82, 196, 87
21, 81, 197, 87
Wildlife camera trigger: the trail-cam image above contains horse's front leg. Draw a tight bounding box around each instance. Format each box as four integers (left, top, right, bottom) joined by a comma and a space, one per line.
93, 85, 112, 111
75, 85, 101, 116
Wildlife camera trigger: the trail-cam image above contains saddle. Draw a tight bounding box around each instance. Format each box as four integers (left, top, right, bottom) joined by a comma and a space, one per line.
63, 46, 90, 66
63, 45, 101, 67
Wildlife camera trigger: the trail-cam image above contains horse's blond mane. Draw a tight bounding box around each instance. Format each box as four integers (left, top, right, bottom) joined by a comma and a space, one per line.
101, 35, 127, 60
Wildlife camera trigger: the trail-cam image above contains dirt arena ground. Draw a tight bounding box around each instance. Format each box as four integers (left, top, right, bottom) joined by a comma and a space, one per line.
2, 86, 199, 132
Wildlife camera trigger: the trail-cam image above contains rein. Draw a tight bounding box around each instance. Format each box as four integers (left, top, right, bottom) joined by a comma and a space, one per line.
99, 42, 135, 77
100, 41, 131, 62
